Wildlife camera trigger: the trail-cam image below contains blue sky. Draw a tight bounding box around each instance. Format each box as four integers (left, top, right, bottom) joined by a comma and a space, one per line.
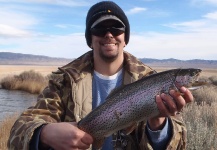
0, 0, 217, 60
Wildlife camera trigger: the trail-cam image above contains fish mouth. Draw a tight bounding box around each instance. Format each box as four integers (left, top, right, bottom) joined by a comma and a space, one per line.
188, 71, 208, 90
193, 71, 201, 82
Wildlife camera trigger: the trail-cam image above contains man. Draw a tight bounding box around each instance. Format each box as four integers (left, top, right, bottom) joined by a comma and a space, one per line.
8, 1, 193, 150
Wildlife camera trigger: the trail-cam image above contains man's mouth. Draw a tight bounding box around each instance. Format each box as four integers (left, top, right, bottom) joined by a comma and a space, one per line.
103, 43, 116, 46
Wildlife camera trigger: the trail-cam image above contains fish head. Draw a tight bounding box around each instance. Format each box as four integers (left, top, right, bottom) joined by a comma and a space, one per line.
174, 68, 205, 89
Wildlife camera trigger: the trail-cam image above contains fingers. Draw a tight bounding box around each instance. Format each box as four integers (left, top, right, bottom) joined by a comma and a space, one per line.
157, 87, 194, 117
70, 123, 93, 149
179, 87, 194, 103
69, 132, 92, 149
74, 139, 91, 150
80, 132, 94, 146
156, 95, 170, 116
169, 90, 186, 112
70, 122, 93, 145
156, 94, 177, 117
40, 122, 93, 150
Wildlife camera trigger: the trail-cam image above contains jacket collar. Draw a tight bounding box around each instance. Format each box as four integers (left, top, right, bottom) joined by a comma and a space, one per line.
56, 50, 154, 83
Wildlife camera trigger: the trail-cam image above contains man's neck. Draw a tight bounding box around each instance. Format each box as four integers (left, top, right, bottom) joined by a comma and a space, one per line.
94, 55, 124, 76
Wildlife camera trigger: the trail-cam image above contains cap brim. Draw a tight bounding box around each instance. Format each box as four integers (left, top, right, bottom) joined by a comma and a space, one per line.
91, 15, 125, 28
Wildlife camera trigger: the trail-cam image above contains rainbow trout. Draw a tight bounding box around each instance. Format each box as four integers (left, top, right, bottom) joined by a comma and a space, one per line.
78, 68, 203, 148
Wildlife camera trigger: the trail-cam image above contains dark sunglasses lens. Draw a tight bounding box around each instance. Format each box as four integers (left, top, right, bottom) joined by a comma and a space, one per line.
91, 27, 125, 37
91, 28, 106, 36
110, 28, 125, 36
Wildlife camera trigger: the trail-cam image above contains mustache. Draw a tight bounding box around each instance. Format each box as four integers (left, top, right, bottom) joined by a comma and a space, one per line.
100, 39, 119, 44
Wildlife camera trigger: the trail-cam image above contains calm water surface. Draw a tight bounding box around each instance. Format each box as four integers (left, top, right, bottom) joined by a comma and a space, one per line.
0, 89, 38, 122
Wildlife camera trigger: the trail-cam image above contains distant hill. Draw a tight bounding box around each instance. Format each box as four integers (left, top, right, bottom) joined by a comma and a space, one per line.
140, 58, 217, 68
0, 52, 217, 68
0, 52, 72, 66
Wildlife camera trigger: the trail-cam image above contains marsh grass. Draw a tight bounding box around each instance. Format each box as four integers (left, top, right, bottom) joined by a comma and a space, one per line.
0, 114, 19, 150
0, 70, 48, 94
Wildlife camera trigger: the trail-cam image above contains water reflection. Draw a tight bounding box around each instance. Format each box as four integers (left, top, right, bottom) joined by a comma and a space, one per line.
0, 89, 38, 121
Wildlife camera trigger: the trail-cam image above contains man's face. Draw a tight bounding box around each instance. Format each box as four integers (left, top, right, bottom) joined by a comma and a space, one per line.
91, 20, 126, 62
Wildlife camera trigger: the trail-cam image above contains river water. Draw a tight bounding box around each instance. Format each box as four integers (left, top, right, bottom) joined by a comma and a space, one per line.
0, 89, 38, 122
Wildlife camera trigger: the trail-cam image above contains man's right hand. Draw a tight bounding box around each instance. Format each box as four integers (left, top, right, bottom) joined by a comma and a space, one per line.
40, 122, 93, 150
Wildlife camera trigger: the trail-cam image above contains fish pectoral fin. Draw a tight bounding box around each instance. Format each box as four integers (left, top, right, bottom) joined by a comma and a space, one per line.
93, 138, 105, 149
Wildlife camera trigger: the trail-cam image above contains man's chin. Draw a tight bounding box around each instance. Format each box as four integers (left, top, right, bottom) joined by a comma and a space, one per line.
100, 53, 118, 62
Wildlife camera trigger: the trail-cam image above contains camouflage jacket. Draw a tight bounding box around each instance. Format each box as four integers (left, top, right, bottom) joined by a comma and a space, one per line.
8, 50, 187, 150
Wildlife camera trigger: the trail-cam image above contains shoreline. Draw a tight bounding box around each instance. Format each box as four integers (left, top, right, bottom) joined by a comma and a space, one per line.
1, 64, 217, 81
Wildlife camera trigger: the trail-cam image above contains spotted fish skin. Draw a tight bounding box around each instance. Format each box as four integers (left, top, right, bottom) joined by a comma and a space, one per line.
77, 68, 202, 148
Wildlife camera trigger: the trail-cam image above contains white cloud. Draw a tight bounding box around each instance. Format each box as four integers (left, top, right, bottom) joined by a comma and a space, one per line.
163, 20, 206, 32
0, 33, 89, 58
0, 24, 30, 37
126, 31, 217, 60
0, 0, 89, 7
0, 10, 37, 27
126, 7, 147, 15
203, 0, 217, 5
163, 11, 217, 33
147, 11, 217, 60
55, 24, 82, 29
203, 11, 217, 19
1, 28, 216, 60
0, 9, 38, 37
191, 0, 217, 6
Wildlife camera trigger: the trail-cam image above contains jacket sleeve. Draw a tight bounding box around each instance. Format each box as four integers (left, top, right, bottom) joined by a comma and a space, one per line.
139, 114, 187, 150
7, 75, 69, 150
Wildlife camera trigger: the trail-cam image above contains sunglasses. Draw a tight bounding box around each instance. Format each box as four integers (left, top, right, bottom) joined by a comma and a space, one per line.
90, 26, 125, 37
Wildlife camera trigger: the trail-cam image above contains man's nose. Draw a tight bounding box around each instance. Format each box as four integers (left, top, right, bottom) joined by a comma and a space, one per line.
104, 31, 113, 38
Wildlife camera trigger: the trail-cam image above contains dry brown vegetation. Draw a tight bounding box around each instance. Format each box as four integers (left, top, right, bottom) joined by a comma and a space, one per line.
0, 114, 19, 150
0, 70, 48, 94
0, 67, 217, 149
183, 84, 217, 149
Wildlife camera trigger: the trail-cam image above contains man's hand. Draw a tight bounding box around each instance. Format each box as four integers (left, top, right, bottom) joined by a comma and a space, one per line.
148, 87, 194, 131
40, 122, 93, 150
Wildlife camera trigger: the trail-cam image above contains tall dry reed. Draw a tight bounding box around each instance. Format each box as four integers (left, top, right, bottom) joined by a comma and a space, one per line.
0, 114, 19, 150
0, 70, 48, 94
